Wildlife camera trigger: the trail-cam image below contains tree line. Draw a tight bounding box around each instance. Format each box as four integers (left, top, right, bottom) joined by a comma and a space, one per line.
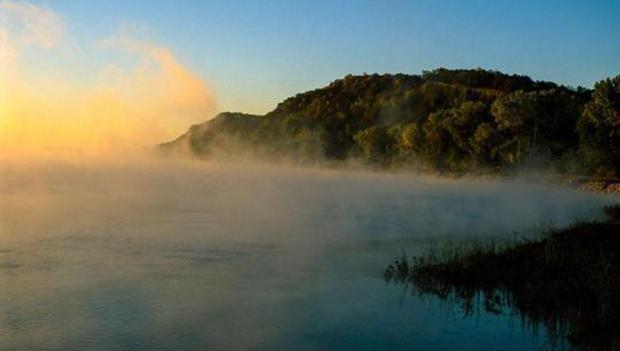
159, 68, 620, 176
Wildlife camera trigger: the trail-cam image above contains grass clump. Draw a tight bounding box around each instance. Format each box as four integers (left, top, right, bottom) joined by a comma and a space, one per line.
386, 205, 620, 351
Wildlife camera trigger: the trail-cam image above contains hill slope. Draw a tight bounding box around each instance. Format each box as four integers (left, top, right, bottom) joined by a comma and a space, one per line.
158, 68, 619, 175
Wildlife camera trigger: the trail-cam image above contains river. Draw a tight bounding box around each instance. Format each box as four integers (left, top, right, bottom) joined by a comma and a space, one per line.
0, 159, 613, 350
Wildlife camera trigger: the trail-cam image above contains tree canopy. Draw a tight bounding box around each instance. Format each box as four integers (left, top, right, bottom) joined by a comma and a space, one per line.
159, 68, 619, 176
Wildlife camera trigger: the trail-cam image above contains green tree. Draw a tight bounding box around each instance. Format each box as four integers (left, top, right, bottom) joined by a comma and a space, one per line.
577, 75, 620, 176
353, 126, 390, 162
490, 89, 580, 165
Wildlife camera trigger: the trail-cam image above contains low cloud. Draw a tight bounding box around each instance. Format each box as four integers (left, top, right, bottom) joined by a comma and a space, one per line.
0, 1, 215, 159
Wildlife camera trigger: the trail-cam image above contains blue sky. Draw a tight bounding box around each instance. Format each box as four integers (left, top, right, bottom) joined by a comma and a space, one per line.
31, 0, 620, 113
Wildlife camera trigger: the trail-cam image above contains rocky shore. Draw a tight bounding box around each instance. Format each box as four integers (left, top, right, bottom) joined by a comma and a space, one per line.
570, 177, 620, 193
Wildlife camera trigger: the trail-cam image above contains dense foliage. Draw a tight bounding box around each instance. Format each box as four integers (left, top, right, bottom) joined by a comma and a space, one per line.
576, 76, 620, 176
159, 68, 619, 175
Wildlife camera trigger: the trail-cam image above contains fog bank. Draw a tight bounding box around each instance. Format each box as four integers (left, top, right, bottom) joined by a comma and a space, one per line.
1, 155, 613, 244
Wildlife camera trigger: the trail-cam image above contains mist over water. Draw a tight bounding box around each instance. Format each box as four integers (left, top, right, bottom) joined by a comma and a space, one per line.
0, 158, 614, 350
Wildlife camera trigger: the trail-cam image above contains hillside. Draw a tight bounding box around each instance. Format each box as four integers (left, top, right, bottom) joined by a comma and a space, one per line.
158, 68, 620, 175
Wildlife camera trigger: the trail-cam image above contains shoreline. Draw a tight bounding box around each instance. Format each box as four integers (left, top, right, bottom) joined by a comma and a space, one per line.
385, 204, 620, 350
568, 177, 620, 193
160, 152, 620, 194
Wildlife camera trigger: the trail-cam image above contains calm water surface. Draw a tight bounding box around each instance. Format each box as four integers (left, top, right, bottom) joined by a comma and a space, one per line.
0, 161, 613, 350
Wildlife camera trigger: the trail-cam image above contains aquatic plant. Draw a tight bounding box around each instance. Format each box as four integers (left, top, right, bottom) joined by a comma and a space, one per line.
385, 205, 620, 351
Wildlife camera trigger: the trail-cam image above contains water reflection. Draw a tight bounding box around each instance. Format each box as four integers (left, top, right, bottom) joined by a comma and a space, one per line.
1, 161, 616, 350
385, 213, 620, 351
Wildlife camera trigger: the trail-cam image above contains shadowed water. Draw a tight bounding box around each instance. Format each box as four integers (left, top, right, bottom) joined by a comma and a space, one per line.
0, 160, 614, 351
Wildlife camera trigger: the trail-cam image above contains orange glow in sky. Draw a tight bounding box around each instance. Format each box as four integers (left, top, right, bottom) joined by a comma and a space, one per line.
0, 1, 215, 159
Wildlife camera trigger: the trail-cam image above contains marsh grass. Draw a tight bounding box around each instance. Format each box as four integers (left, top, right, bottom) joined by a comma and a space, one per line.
386, 205, 620, 351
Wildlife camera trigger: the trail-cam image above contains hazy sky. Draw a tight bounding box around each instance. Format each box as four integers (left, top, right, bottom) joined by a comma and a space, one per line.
46, 0, 620, 114
1, 0, 619, 156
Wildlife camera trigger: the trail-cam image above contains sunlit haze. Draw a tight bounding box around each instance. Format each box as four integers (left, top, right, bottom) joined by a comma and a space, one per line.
0, 2, 619, 350
0, 1, 215, 158
1, 0, 619, 158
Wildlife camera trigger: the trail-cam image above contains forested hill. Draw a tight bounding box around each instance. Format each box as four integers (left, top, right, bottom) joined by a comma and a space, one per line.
158, 68, 620, 176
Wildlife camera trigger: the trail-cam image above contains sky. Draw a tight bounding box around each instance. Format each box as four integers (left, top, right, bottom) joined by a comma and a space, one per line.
1, 0, 619, 155
48, 0, 620, 113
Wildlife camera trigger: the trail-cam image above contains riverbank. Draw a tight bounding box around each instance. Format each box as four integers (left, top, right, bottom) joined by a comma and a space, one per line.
385, 204, 620, 351
569, 177, 620, 193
